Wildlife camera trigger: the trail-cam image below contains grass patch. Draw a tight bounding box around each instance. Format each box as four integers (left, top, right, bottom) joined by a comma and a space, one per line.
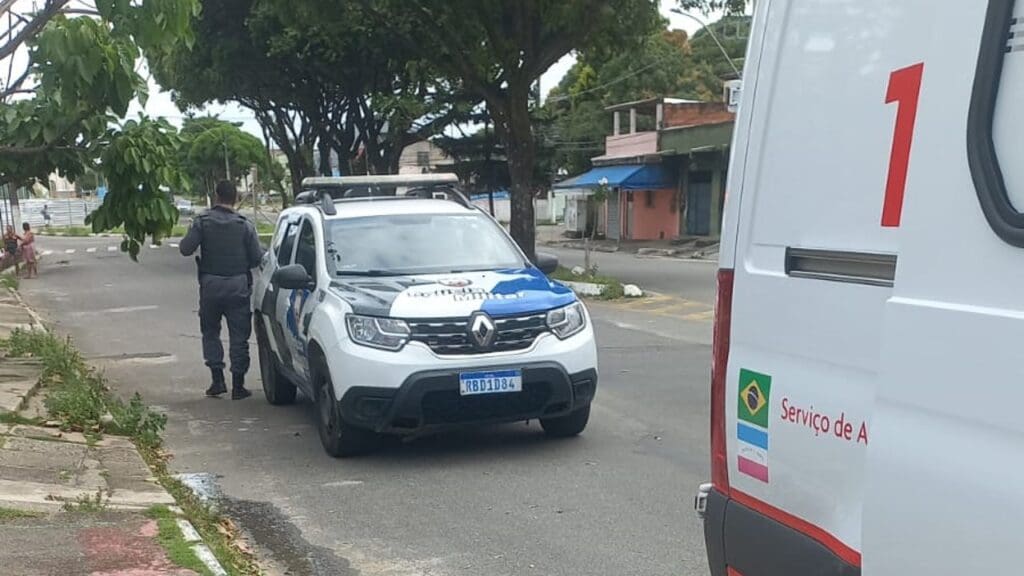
0, 411, 42, 426
1, 329, 166, 450
0, 506, 42, 520
255, 221, 275, 235
0, 273, 18, 291
147, 505, 214, 576
141, 451, 260, 576
58, 488, 109, 513
549, 266, 626, 300
0, 329, 256, 574
40, 225, 126, 237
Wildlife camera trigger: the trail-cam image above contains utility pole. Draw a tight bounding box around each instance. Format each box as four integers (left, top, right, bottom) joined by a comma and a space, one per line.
223, 140, 231, 181
251, 165, 258, 221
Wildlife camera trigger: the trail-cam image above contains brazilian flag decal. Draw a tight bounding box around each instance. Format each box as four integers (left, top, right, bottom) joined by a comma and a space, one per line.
738, 369, 772, 428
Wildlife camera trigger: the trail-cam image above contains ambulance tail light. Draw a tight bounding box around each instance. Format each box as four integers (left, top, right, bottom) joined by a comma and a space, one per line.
711, 268, 734, 494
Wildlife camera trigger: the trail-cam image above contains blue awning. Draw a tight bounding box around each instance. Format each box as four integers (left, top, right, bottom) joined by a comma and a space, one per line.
553, 164, 672, 190
469, 190, 510, 201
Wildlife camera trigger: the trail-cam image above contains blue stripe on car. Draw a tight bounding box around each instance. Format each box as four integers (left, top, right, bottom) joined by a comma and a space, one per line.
480, 268, 576, 316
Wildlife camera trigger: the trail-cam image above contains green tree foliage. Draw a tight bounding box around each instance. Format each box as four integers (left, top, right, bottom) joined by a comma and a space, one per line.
678, 0, 748, 14
152, 0, 316, 197
86, 117, 189, 260
0, 0, 199, 257
689, 15, 750, 81
398, 0, 663, 261
542, 16, 749, 178
178, 117, 266, 199
259, 158, 287, 194
154, 0, 469, 199
256, 0, 470, 176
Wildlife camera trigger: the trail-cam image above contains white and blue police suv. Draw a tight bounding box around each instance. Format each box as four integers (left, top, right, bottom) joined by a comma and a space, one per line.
252, 175, 598, 457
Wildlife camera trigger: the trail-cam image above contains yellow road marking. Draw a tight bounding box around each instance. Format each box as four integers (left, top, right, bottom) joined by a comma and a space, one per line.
598, 293, 715, 323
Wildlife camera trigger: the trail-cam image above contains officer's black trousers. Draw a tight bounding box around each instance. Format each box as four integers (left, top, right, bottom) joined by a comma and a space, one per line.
198, 274, 252, 375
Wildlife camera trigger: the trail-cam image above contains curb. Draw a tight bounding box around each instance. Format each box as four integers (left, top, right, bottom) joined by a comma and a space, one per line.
544, 241, 719, 262
38, 233, 120, 238
0, 291, 231, 576
175, 515, 229, 576
2, 288, 47, 415
561, 279, 644, 299
7, 287, 46, 331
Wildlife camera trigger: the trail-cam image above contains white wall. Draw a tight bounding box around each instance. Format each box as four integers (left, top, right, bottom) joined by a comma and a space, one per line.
471, 196, 563, 223
3, 198, 101, 228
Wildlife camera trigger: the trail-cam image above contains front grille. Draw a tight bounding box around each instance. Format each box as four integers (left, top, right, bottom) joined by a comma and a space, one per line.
420, 381, 552, 425
407, 313, 548, 355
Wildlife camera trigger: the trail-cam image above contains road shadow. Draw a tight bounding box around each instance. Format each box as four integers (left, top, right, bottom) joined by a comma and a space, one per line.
295, 397, 591, 466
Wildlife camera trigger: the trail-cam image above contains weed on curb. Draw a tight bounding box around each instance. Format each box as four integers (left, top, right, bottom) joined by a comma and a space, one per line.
1, 329, 166, 449
550, 266, 627, 300
140, 447, 260, 576
0, 273, 18, 291
56, 488, 109, 513
0, 412, 43, 426
146, 505, 215, 576
0, 506, 42, 520
0, 329, 258, 574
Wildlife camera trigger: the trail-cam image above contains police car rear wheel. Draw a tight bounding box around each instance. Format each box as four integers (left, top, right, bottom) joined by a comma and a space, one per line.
257, 318, 296, 405
312, 356, 381, 458
540, 405, 591, 438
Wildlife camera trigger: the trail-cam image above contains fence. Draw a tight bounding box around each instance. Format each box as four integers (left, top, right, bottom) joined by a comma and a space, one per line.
0, 198, 101, 229
469, 195, 565, 224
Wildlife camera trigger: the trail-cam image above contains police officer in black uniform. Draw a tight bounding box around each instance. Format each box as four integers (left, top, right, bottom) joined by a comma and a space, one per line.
180, 181, 264, 399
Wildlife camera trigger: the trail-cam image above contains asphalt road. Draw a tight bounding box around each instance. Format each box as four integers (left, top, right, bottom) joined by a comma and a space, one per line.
22, 236, 714, 576
545, 247, 717, 304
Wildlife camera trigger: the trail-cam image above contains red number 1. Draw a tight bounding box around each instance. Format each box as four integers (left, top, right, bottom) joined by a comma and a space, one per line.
882, 63, 925, 228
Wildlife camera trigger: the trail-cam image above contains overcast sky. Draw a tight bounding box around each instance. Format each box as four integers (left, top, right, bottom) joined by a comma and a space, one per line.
126, 0, 724, 139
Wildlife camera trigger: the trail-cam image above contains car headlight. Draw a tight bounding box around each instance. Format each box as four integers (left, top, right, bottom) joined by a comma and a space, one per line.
547, 302, 586, 339
345, 315, 410, 351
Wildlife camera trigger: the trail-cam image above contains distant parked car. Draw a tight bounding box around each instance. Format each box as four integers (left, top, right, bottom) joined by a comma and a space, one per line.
174, 198, 194, 216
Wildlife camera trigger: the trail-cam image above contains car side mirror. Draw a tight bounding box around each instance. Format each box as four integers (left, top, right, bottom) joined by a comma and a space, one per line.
535, 252, 559, 275
272, 264, 315, 290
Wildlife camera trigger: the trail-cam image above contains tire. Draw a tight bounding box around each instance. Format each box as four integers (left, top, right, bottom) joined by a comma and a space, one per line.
541, 405, 591, 438
256, 317, 297, 406
311, 355, 381, 458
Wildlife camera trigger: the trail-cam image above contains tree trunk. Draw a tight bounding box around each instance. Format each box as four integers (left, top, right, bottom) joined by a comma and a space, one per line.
9, 191, 20, 231
286, 153, 305, 201
318, 143, 332, 177
497, 90, 537, 262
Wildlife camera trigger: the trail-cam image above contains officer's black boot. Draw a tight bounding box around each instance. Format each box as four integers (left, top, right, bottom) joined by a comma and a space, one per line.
206, 368, 227, 397
231, 372, 251, 400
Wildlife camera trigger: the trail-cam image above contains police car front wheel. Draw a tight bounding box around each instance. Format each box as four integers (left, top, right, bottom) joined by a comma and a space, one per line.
540, 405, 591, 438
256, 317, 297, 406
312, 355, 382, 457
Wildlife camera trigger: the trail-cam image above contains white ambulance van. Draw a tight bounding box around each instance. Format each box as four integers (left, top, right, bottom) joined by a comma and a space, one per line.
696, 0, 1024, 574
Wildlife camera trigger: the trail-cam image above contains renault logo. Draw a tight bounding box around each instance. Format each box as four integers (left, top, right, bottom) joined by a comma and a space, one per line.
469, 313, 496, 349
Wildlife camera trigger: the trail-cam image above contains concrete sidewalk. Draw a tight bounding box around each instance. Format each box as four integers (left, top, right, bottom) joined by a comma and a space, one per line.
0, 291, 226, 576
2, 509, 201, 576
537, 223, 720, 260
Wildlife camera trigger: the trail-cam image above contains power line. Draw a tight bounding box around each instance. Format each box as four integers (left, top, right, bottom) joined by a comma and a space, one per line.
545, 58, 669, 104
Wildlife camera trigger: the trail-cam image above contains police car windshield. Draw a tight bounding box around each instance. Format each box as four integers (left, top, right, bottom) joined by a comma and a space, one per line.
326, 213, 527, 276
